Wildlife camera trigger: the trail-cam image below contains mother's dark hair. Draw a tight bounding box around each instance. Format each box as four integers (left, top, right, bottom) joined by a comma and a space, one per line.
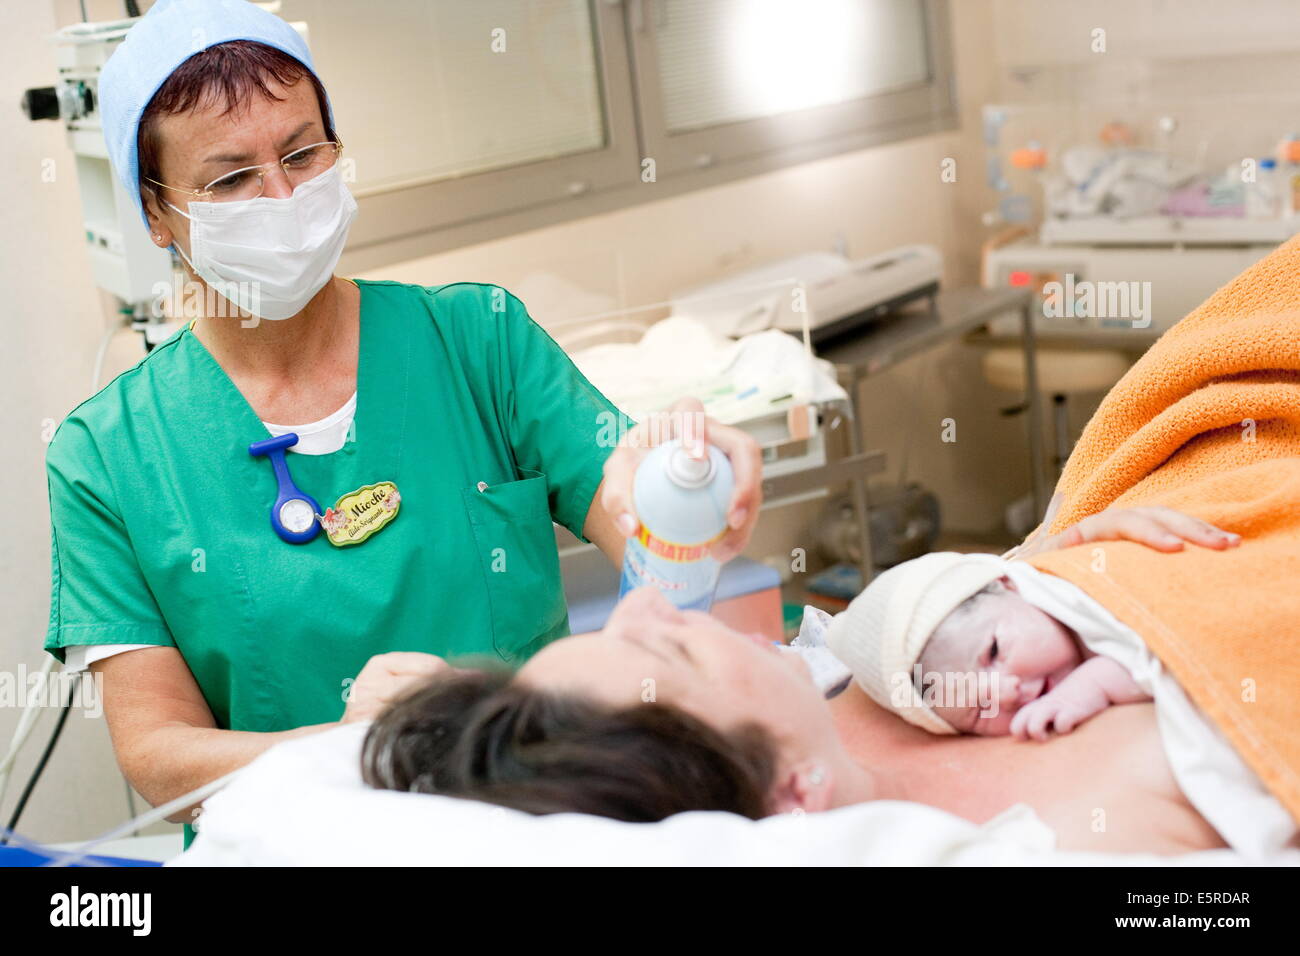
361, 669, 778, 822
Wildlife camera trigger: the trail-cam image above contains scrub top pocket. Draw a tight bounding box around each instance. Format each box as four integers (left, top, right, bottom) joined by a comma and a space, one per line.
461, 469, 570, 661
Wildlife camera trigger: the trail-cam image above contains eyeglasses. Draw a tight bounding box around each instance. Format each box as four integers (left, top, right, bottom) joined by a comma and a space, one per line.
146, 139, 343, 203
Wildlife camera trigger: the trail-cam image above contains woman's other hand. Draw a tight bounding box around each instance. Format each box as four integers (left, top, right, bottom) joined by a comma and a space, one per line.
1009, 505, 1241, 560
599, 396, 763, 562
342, 651, 453, 723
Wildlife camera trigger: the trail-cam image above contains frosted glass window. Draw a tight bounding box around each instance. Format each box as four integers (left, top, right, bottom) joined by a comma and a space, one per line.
281, 0, 607, 189
655, 0, 931, 133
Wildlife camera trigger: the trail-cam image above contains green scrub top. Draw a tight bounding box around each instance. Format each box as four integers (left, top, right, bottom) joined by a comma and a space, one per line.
46, 278, 628, 732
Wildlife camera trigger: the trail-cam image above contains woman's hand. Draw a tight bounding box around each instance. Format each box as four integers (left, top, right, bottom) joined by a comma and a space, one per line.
342, 651, 452, 724
600, 397, 763, 563
1009, 504, 1241, 560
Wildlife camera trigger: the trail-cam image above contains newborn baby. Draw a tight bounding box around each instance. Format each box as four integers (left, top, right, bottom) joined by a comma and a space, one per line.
825, 551, 1150, 741
918, 575, 1149, 738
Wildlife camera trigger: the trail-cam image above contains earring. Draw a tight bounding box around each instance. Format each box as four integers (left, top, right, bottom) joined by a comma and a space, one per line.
809, 766, 826, 787
153, 234, 162, 241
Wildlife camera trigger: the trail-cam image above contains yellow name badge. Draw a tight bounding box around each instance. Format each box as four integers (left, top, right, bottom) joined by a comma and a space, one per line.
319, 482, 401, 547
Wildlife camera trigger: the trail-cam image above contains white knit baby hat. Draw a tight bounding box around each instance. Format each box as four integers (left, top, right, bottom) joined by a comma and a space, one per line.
825, 552, 1008, 734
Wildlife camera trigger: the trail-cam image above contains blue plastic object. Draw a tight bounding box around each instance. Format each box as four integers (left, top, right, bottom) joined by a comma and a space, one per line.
249, 433, 322, 544
0, 845, 162, 867
568, 551, 780, 635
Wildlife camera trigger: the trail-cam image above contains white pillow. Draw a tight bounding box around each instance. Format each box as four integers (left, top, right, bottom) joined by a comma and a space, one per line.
171, 723, 1248, 866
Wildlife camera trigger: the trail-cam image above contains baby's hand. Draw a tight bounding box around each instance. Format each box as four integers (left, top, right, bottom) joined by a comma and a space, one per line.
1009, 682, 1108, 740
1009, 656, 1149, 741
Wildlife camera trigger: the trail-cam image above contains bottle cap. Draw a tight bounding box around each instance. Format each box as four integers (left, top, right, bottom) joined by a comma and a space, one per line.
667, 445, 714, 488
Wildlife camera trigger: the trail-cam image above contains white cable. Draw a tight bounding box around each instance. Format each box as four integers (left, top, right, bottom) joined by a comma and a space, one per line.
0, 823, 112, 866
91, 315, 123, 395
124, 779, 139, 837
0, 657, 57, 808
43, 767, 243, 867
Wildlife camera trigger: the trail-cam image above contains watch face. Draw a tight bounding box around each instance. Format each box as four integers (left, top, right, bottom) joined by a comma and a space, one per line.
279, 498, 316, 534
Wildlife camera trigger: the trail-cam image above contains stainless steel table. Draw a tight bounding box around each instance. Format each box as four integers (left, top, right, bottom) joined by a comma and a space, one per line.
815, 286, 1044, 584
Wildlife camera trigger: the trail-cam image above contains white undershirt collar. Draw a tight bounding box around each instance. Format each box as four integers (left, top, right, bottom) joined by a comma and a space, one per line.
261, 391, 357, 456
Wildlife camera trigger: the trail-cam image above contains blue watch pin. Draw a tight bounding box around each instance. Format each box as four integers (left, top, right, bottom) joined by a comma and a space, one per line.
249, 434, 322, 544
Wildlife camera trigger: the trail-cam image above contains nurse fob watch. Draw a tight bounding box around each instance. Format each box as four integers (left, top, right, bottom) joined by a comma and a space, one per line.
249, 434, 323, 544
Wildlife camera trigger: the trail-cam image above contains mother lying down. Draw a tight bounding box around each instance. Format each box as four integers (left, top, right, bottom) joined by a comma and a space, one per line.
356, 506, 1280, 858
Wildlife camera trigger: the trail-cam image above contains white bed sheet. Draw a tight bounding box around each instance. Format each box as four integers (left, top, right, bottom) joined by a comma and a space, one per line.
172, 722, 1290, 867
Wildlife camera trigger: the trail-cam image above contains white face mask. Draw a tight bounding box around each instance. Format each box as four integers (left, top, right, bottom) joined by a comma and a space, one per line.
167, 164, 357, 321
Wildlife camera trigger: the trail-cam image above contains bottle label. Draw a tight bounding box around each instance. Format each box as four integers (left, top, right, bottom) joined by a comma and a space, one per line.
632, 525, 716, 563
619, 525, 724, 612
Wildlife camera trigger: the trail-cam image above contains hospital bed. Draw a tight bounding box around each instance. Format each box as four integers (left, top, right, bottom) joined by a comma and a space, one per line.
170, 721, 1299, 866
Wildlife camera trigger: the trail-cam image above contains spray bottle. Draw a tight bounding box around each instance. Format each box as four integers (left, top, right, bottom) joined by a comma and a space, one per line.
618, 439, 735, 612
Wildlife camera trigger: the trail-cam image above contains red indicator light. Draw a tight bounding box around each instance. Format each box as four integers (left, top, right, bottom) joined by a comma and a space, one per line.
1008, 270, 1032, 287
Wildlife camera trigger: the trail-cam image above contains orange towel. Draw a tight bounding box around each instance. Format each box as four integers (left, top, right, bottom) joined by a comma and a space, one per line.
1024, 234, 1300, 823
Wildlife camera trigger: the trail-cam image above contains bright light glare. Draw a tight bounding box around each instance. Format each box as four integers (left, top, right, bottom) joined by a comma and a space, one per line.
658, 0, 930, 131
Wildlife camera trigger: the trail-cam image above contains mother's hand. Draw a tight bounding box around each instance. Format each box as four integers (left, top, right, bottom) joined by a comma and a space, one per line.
1009, 503, 1241, 560
342, 651, 453, 724
600, 397, 762, 563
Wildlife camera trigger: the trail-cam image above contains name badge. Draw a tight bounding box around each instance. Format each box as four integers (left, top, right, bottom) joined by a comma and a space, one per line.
319, 481, 401, 547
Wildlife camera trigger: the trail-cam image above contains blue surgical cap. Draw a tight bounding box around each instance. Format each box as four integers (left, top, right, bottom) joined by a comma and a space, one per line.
99, 0, 335, 227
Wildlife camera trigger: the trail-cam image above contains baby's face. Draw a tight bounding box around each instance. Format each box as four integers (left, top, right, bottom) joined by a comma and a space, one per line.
920, 578, 1081, 735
